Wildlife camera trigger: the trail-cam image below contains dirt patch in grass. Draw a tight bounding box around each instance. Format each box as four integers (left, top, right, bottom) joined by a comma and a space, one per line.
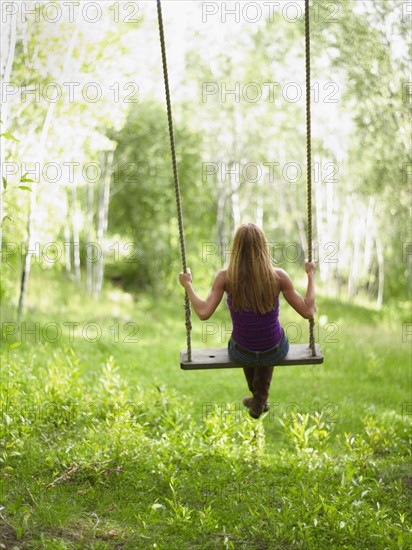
0, 516, 19, 548
0, 516, 131, 549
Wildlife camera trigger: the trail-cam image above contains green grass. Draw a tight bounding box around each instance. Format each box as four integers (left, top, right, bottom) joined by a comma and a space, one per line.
1, 268, 411, 549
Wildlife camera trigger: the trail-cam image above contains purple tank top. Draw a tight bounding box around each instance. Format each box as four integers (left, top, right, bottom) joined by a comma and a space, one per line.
227, 295, 283, 351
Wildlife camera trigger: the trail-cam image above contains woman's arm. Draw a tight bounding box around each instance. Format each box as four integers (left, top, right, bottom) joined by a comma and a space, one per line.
178, 268, 226, 321
276, 261, 317, 319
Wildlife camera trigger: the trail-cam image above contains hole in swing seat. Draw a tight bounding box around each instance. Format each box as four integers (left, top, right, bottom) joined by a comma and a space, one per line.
209, 355, 215, 358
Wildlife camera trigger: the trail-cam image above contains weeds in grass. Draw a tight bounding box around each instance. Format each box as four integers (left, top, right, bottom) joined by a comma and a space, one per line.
1, 299, 411, 548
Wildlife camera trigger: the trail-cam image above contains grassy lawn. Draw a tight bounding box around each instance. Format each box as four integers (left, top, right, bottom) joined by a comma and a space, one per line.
1, 270, 411, 549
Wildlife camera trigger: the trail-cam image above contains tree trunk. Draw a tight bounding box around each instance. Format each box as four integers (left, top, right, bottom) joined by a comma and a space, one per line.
324, 175, 335, 289
94, 151, 113, 300
230, 160, 241, 230
86, 179, 94, 293
255, 178, 263, 228
314, 157, 325, 282
0, 11, 17, 271
296, 217, 307, 263
367, 259, 377, 298
363, 196, 375, 275
347, 200, 361, 301
64, 188, 72, 277
71, 183, 81, 285
18, 25, 79, 317
375, 235, 384, 308
94, 160, 104, 300
338, 196, 350, 299
216, 190, 226, 248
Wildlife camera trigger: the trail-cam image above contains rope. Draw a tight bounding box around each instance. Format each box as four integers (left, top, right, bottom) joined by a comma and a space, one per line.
156, 0, 192, 360
304, 0, 316, 356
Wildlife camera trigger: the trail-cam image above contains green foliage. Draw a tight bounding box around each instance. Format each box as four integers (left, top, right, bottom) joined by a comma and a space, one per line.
0, 126, 36, 304
1, 4, 410, 545
321, 0, 411, 299
0, 132, 19, 142
1, 340, 411, 548
1, 0, 409, 305
106, 101, 213, 292
0, 272, 411, 548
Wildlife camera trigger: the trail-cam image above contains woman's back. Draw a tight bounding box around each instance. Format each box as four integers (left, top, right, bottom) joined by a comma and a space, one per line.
227, 293, 283, 351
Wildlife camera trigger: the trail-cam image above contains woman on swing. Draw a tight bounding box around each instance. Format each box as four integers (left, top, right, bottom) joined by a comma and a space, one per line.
179, 223, 317, 419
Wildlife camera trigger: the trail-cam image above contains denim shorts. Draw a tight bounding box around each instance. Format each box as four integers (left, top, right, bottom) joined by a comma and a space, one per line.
228, 332, 289, 367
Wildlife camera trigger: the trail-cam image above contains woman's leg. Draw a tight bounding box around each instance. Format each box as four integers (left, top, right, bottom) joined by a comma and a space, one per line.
243, 367, 255, 393
252, 366, 274, 409
229, 338, 273, 417
228, 339, 256, 399
249, 336, 288, 414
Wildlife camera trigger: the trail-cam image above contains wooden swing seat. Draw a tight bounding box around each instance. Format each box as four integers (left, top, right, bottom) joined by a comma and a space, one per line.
180, 343, 323, 370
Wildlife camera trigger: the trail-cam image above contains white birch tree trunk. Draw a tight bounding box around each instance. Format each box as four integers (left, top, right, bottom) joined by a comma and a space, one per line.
314, 157, 325, 283
64, 189, 72, 276
86, 179, 94, 294
230, 160, 241, 230
363, 196, 375, 274
375, 234, 384, 308
255, 177, 263, 228
0, 11, 17, 273
347, 200, 362, 301
94, 151, 113, 300
71, 183, 81, 285
18, 24, 79, 317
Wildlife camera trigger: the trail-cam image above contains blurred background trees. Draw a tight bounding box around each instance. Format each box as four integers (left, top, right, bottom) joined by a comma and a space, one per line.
1, 0, 410, 313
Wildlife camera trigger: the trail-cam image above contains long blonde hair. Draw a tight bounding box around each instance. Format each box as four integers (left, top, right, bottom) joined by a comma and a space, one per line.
226, 224, 279, 314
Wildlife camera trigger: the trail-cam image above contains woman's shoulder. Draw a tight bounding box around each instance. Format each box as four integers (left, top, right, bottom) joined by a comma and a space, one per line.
273, 268, 290, 292
216, 268, 228, 292
214, 268, 227, 286
274, 267, 288, 278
